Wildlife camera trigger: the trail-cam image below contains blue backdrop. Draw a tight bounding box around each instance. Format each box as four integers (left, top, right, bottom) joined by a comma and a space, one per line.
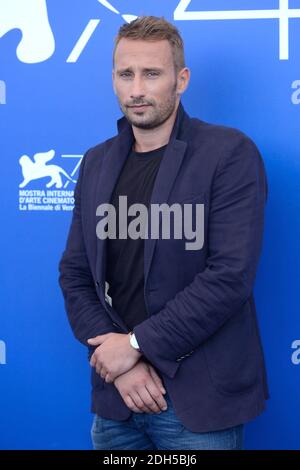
1, 0, 299, 450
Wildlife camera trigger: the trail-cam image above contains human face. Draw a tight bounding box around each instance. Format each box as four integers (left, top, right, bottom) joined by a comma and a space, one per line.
113, 39, 180, 130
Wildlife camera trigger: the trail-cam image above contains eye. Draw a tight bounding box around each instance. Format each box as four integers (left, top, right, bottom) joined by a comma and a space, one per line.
146, 71, 160, 78
119, 72, 133, 79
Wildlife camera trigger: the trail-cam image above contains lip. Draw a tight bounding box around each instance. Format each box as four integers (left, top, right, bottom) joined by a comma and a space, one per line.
128, 105, 150, 110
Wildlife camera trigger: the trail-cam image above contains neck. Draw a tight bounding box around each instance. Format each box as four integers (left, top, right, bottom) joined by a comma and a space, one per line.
132, 102, 180, 153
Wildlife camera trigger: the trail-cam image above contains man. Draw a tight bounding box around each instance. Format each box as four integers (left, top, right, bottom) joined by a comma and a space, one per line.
59, 16, 269, 450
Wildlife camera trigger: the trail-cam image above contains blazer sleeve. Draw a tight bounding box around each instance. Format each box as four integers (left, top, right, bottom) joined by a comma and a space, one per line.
58, 151, 118, 348
133, 134, 268, 378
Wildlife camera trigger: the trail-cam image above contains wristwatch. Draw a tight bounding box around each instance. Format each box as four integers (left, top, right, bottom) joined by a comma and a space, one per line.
129, 332, 141, 352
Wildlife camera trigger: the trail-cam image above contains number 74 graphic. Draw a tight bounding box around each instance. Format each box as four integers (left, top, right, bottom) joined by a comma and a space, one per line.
174, 0, 300, 60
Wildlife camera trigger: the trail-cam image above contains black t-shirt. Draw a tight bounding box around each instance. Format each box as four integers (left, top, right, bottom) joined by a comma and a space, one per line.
106, 144, 166, 330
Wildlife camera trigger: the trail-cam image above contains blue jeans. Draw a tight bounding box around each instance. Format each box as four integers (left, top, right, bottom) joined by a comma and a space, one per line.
91, 393, 244, 450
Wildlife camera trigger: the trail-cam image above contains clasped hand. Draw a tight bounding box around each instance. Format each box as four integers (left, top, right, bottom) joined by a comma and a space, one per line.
87, 332, 141, 383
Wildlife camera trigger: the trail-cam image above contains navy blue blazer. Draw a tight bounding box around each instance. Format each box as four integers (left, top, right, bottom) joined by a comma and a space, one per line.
59, 103, 269, 432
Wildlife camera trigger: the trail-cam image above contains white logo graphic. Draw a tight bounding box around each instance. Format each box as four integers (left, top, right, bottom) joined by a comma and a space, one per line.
0, 340, 6, 365
0, 0, 55, 63
291, 80, 300, 104
66, 0, 137, 62
19, 150, 77, 189
18, 151, 82, 212
174, 0, 300, 60
97, 0, 137, 23
0, 79, 6, 104
291, 340, 300, 365
0, 0, 136, 64
2, 0, 299, 63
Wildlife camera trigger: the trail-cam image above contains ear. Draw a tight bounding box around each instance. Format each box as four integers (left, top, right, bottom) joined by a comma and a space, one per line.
176, 67, 190, 96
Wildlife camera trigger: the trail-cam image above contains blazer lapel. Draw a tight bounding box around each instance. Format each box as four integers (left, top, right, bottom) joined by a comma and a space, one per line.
95, 118, 133, 321
144, 104, 189, 289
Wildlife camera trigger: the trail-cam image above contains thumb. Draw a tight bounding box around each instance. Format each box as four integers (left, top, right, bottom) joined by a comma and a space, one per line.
87, 335, 106, 346
148, 365, 166, 394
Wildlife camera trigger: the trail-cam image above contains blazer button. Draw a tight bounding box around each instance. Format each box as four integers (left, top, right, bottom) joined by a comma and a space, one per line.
95, 281, 100, 287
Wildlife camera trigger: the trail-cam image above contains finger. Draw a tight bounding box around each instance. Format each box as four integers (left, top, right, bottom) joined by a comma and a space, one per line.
145, 383, 168, 412
124, 395, 143, 413
105, 373, 114, 384
87, 335, 106, 346
137, 389, 162, 414
90, 354, 96, 367
100, 367, 107, 379
148, 366, 166, 394
131, 391, 153, 414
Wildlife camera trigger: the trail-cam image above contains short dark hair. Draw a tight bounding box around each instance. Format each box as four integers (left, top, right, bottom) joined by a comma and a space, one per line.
113, 16, 185, 73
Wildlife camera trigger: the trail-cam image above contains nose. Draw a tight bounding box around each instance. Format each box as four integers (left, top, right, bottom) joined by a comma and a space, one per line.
130, 76, 145, 100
